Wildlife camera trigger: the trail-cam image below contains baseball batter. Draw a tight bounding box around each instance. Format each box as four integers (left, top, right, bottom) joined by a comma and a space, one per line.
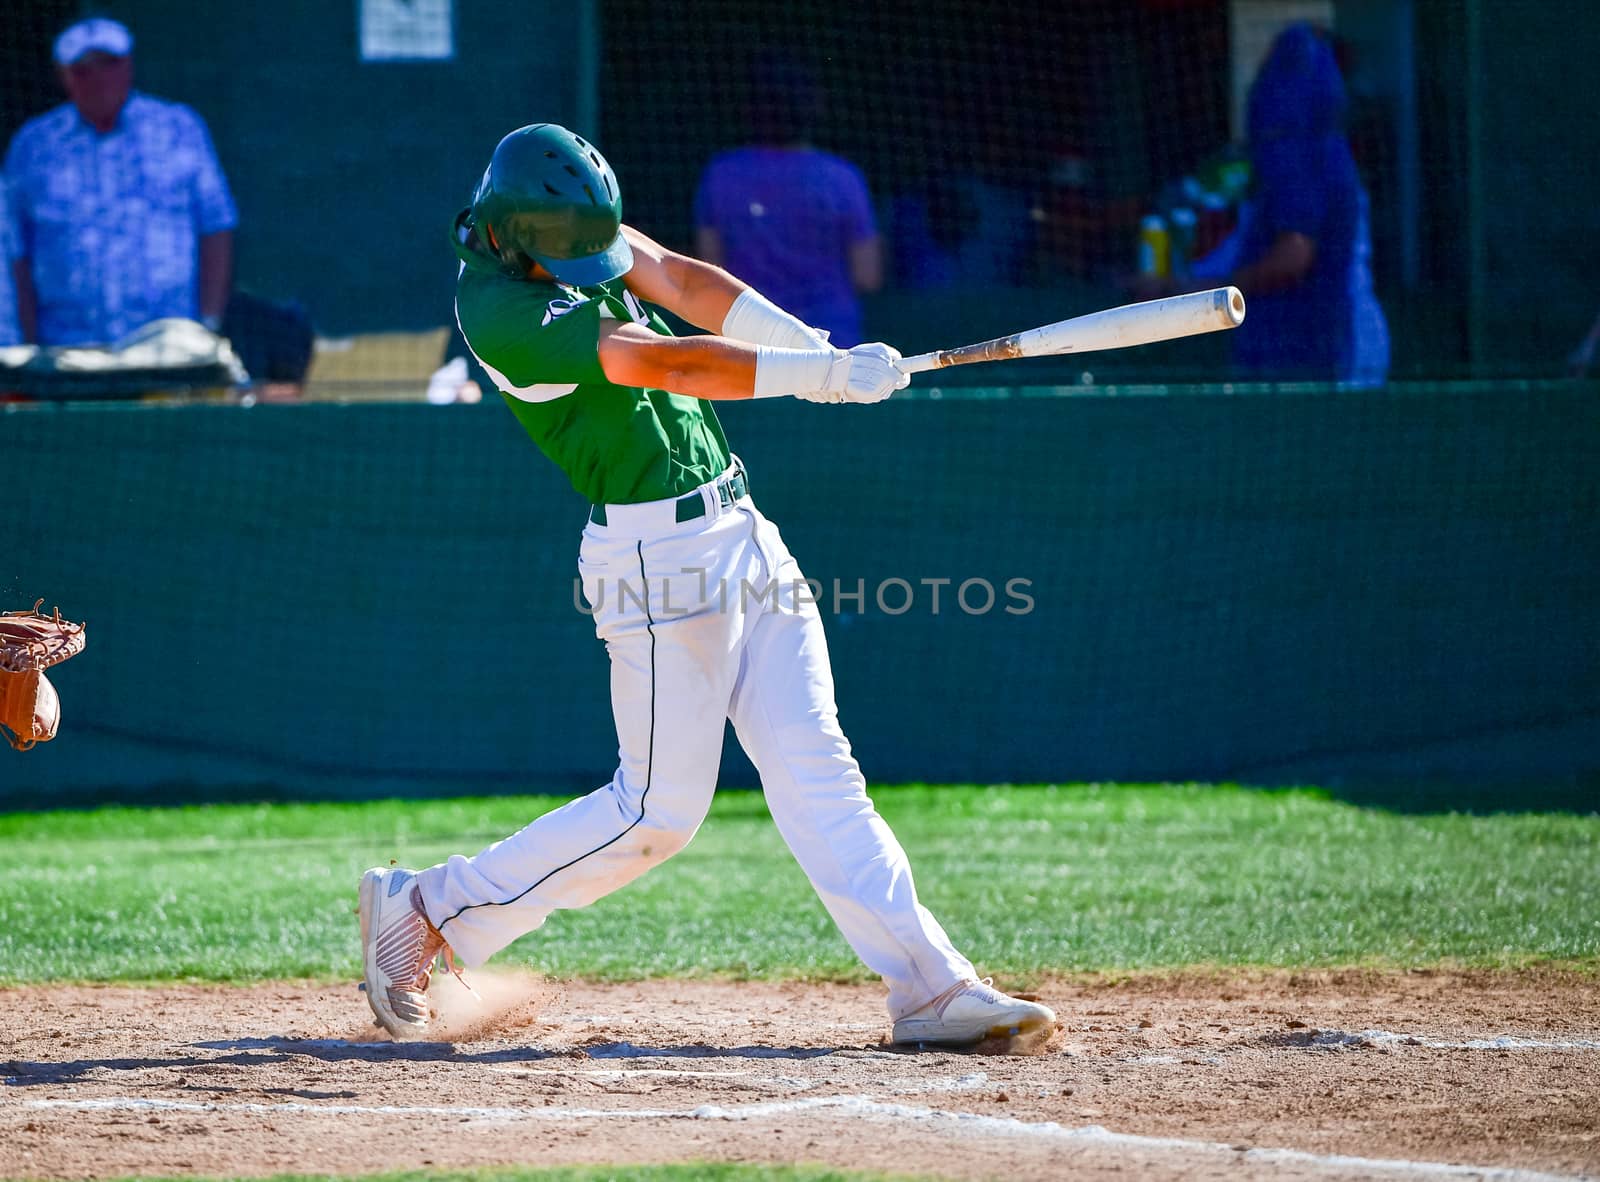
358, 124, 1054, 1048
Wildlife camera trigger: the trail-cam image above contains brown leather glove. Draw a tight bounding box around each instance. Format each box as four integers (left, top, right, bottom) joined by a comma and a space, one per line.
0, 600, 87, 751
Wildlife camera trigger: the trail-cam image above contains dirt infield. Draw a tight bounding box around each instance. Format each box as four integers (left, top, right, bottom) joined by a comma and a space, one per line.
2, 969, 1596, 1181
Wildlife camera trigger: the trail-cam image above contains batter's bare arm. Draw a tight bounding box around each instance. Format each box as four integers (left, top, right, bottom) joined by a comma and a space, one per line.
597, 322, 757, 400
604, 225, 908, 405
620, 225, 747, 331
596, 321, 905, 406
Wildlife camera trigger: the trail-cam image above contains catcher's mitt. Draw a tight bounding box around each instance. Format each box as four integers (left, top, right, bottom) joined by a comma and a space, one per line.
1, 600, 87, 751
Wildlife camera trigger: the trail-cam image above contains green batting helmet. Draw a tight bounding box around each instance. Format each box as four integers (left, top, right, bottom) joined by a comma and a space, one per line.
464, 124, 631, 285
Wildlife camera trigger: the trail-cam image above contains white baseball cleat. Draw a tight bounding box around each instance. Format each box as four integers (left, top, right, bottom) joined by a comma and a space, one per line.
891, 977, 1056, 1047
358, 866, 455, 1040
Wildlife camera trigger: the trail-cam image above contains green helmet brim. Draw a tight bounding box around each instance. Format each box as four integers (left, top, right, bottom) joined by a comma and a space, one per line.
532, 233, 634, 286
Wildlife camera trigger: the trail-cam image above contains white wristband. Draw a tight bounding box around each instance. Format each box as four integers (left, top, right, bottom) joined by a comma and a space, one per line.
723, 288, 827, 350
752, 345, 847, 399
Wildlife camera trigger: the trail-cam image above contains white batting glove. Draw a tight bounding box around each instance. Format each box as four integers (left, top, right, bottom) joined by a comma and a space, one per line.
837, 342, 911, 404
753, 342, 906, 404
793, 350, 853, 403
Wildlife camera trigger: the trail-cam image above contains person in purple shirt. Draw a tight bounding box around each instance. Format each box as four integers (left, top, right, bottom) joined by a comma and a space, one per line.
1187, 23, 1388, 386
693, 60, 882, 347
0, 180, 20, 347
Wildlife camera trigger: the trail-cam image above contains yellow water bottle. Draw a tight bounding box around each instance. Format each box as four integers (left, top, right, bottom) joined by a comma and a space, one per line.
1138, 215, 1170, 278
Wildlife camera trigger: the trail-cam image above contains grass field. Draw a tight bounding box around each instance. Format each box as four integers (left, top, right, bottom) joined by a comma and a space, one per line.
1, 783, 1594, 985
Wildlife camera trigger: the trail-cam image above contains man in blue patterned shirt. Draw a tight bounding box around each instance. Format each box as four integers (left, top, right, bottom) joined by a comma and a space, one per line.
4, 18, 237, 347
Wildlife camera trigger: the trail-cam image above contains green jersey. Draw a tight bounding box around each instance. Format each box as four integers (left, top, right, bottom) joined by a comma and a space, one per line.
455, 261, 731, 506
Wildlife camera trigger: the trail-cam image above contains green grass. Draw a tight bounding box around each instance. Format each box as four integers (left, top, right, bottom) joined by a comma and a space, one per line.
101, 1169, 926, 1182
0, 784, 1595, 984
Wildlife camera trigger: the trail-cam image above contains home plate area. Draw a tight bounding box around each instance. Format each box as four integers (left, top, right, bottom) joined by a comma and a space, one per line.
2, 971, 1596, 1182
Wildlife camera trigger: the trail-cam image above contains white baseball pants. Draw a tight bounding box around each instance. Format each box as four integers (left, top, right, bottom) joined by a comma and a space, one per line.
417, 465, 974, 1019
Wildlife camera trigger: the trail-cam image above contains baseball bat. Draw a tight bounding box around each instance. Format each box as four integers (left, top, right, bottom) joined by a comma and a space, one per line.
894, 286, 1246, 375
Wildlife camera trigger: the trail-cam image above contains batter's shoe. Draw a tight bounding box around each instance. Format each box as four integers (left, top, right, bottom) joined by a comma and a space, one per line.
891, 978, 1056, 1047
358, 866, 458, 1040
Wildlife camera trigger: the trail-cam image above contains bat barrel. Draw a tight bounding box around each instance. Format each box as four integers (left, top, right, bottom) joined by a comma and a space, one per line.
893, 286, 1246, 377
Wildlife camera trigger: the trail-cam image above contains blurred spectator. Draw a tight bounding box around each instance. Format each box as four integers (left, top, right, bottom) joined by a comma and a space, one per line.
0, 180, 20, 347
888, 177, 972, 289
1187, 23, 1389, 386
218, 290, 314, 400
1569, 307, 1600, 378
4, 17, 237, 347
693, 57, 881, 346
889, 83, 1037, 292
889, 174, 1035, 290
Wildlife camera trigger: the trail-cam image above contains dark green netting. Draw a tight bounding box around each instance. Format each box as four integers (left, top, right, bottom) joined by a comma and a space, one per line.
4, 382, 1595, 805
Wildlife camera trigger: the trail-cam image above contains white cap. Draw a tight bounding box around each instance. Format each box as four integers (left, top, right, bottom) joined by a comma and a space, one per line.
54, 18, 134, 66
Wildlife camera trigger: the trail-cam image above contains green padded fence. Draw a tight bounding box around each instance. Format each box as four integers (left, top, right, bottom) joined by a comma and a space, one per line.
3, 382, 1597, 807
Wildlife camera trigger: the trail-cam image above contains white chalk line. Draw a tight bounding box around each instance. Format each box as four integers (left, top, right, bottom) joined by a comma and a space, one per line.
245, 1024, 1600, 1059
582, 1040, 834, 1060
486, 1065, 819, 1093
1307, 1029, 1600, 1052
548, 1014, 884, 1033
24, 1095, 1583, 1181
488, 1066, 779, 1081
484, 1065, 993, 1095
